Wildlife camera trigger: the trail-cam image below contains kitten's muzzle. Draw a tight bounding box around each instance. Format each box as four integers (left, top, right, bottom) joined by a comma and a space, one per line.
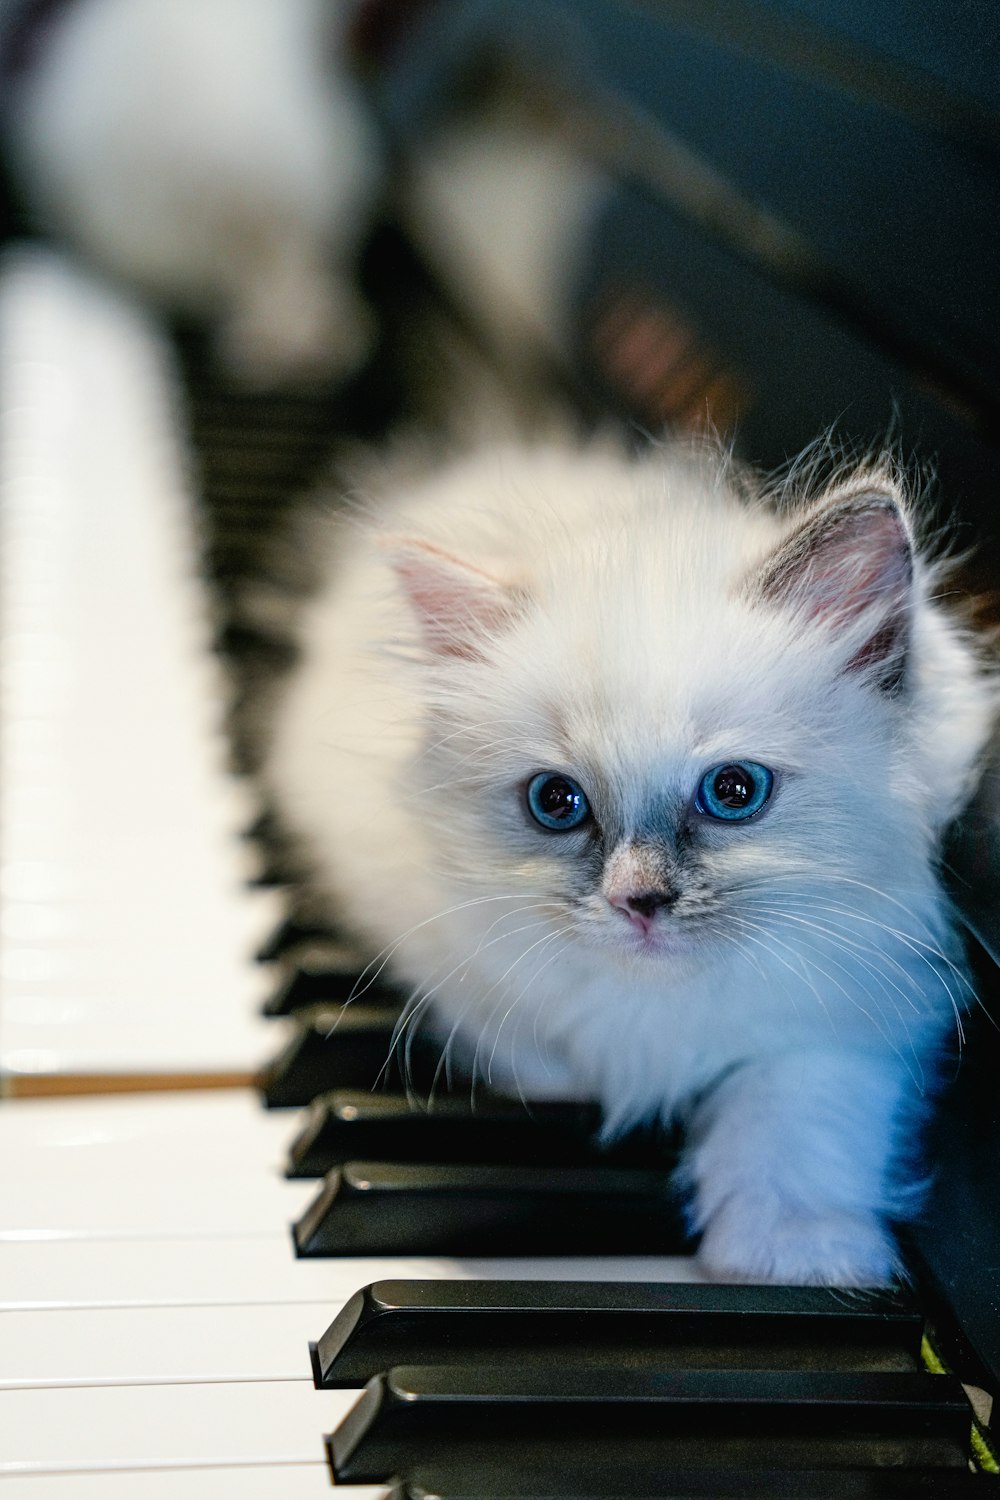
609, 887, 678, 937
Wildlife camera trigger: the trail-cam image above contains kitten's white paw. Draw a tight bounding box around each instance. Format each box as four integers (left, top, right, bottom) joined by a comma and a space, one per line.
698, 1207, 899, 1287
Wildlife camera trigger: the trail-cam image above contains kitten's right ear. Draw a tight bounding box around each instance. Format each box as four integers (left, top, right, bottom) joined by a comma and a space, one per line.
385, 536, 519, 659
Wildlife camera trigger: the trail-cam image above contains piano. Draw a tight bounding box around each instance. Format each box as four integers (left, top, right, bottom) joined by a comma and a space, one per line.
3, 3, 1000, 1487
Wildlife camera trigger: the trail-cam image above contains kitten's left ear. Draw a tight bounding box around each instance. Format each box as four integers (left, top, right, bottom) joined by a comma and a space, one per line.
386, 535, 520, 659
747, 487, 914, 691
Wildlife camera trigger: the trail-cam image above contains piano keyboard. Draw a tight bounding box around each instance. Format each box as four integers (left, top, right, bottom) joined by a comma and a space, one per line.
1, 247, 996, 1496
0, 245, 281, 1093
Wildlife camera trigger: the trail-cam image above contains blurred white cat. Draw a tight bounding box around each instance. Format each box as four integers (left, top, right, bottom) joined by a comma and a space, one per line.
1, 0, 381, 385
266, 435, 996, 1285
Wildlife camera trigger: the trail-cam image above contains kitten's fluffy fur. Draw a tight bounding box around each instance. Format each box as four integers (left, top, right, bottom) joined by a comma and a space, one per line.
1, 0, 379, 385
267, 436, 995, 1284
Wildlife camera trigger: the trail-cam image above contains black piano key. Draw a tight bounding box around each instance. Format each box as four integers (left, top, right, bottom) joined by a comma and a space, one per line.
256, 916, 340, 964
286, 1092, 672, 1177
389, 1470, 999, 1498
263, 961, 404, 1017
293, 1162, 689, 1256
241, 807, 283, 847
261, 1005, 430, 1107
327, 1365, 972, 1485
222, 610, 286, 683
312, 1279, 922, 1388
239, 806, 311, 882
246, 858, 291, 890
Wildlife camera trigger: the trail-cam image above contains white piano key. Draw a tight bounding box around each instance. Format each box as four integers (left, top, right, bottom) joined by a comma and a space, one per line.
0, 1234, 433, 1309
0, 1169, 312, 1240
0, 1230, 702, 1310
0, 1024, 272, 1081
0, 1379, 355, 1474
0, 1095, 310, 1237
0, 1303, 333, 1388
0, 1099, 303, 1230
0, 249, 280, 1085
0, 1471, 367, 1500
0, 1090, 291, 1170
0, 1468, 372, 1500
241, 885, 292, 949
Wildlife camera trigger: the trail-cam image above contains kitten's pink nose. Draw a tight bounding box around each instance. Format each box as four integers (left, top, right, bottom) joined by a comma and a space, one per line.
609, 890, 675, 935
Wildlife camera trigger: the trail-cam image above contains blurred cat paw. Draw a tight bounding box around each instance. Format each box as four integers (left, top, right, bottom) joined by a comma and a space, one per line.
697, 1208, 900, 1287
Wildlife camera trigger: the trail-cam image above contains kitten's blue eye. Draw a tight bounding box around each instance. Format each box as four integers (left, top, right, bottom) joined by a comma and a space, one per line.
696, 762, 773, 821
526, 772, 591, 831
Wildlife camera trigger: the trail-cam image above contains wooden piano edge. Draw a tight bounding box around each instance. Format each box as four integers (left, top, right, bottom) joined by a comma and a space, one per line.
2, 1069, 262, 1099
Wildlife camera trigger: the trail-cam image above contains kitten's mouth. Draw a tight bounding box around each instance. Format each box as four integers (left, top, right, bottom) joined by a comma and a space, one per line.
618, 921, 693, 960
606, 899, 694, 959
577, 905, 699, 963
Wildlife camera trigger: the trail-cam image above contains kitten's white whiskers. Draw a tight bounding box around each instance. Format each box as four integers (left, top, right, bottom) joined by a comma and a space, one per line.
380, 902, 572, 1095
344, 892, 542, 1004
725, 915, 836, 1036
508, 938, 576, 1106
744, 903, 927, 1017
481, 926, 575, 1088
422, 915, 566, 1098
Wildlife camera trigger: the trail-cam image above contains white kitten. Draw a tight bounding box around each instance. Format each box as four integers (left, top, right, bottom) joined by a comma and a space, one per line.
1, 0, 380, 386
266, 435, 995, 1285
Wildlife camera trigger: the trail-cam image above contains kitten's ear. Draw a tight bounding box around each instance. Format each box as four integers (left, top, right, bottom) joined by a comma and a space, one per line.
748, 488, 914, 690
386, 536, 519, 659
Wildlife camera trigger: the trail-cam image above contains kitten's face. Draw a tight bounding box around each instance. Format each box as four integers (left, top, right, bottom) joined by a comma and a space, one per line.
396, 472, 928, 977
417, 615, 918, 977
519, 756, 778, 962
